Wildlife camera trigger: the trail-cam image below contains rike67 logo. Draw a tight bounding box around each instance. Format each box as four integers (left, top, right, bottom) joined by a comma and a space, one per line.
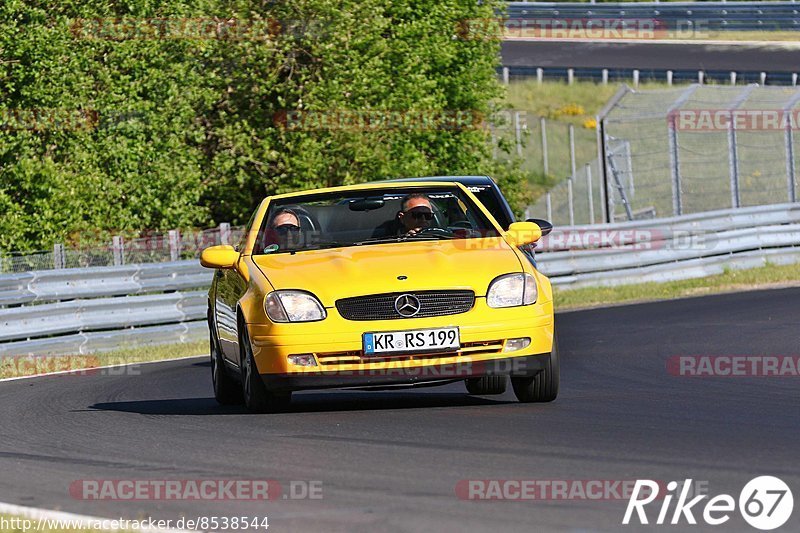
623, 476, 793, 530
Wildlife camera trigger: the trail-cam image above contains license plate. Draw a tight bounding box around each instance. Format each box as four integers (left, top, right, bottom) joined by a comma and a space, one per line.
363, 327, 460, 355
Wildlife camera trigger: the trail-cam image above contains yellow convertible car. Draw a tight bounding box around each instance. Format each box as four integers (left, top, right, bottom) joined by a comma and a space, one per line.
201, 179, 557, 412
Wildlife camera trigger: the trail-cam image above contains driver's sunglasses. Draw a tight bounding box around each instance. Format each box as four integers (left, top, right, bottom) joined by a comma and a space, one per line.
274, 224, 301, 234
406, 208, 434, 221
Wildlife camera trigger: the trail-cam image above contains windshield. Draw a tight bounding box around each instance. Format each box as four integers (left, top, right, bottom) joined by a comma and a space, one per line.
253, 186, 502, 254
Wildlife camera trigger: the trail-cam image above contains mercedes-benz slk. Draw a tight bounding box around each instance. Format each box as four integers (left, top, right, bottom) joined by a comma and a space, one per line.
201, 181, 558, 412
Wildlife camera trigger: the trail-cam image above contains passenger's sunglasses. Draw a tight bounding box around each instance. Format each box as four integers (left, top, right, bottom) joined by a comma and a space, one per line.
405, 208, 434, 221
274, 224, 301, 234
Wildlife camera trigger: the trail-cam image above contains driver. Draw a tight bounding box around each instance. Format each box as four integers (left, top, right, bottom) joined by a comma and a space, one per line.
266, 208, 303, 250
396, 193, 435, 236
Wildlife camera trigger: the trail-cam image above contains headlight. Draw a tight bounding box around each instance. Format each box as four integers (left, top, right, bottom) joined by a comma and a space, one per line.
264, 291, 326, 322
486, 273, 537, 308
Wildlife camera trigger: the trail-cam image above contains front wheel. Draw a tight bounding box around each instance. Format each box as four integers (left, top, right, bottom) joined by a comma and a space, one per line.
209, 311, 242, 405
465, 376, 507, 395
240, 324, 292, 413
511, 329, 560, 403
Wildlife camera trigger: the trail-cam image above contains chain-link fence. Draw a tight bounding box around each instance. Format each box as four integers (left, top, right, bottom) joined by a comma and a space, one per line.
602, 84, 800, 222
0, 225, 245, 274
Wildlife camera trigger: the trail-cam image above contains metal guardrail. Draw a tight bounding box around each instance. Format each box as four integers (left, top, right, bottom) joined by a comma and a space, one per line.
507, 2, 800, 31
0, 291, 206, 342
535, 203, 800, 286
0, 322, 207, 357
0, 261, 208, 307
0, 202, 798, 355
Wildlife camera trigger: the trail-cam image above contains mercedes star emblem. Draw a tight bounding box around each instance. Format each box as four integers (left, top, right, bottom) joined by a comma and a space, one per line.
394, 294, 421, 318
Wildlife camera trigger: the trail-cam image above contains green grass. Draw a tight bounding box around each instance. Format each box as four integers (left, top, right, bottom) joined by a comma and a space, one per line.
0, 340, 206, 379
554, 262, 800, 311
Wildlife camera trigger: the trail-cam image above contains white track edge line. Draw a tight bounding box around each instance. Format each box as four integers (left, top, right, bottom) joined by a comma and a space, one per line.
0, 354, 207, 383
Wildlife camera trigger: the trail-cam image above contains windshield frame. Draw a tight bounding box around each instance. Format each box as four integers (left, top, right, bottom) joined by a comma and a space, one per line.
248, 183, 505, 256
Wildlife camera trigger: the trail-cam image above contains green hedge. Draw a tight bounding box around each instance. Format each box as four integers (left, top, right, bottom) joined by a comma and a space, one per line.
0, 0, 526, 252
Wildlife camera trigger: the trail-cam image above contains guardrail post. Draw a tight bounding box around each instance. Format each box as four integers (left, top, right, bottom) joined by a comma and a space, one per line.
793, 74, 798, 87
112, 236, 125, 266
169, 230, 181, 262
219, 223, 231, 245
536, 68, 543, 85
730, 72, 737, 85
698, 71, 705, 85
760, 72, 767, 85
602, 69, 608, 85
567, 68, 574, 85
502, 67, 509, 85
667, 70, 673, 86
53, 243, 65, 269
514, 111, 522, 157
567, 177, 575, 226
586, 164, 595, 224
632, 69, 639, 88
540, 117, 549, 176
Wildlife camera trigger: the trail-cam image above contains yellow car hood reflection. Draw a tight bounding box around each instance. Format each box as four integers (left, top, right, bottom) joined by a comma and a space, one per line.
251, 237, 523, 307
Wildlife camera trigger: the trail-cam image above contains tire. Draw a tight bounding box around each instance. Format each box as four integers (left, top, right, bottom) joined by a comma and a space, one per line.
209, 310, 242, 405
511, 329, 560, 403
239, 322, 292, 413
465, 376, 507, 395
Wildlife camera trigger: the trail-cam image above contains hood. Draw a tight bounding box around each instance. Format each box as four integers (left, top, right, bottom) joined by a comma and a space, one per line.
252, 238, 523, 307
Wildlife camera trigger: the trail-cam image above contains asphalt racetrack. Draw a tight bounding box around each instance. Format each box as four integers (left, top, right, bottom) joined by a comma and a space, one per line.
1, 288, 798, 532
501, 40, 800, 72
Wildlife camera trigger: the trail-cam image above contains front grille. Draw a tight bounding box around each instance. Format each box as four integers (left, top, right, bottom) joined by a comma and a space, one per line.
335, 290, 475, 321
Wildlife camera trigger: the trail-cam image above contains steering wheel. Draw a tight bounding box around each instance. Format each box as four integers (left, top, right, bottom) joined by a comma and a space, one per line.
409, 226, 455, 238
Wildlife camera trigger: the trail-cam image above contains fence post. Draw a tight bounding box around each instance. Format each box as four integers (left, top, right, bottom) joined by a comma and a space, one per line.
53, 243, 65, 269
540, 117, 549, 176
536, 68, 543, 84
726, 85, 755, 209
546, 192, 552, 222
667, 70, 673, 86
602, 69, 608, 85
760, 72, 767, 85
698, 71, 705, 85
568, 124, 577, 180
514, 111, 523, 157
727, 119, 741, 208
596, 118, 608, 223
668, 116, 683, 216
169, 230, 181, 262
567, 68, 574, 85
219, 223, 231, 245
586, 164, 595, 224
567, 177, 575, 226
786, 121, 796, 203
730, 71, 737, 85
502, 67, 509, 85
632, 69, 639, 88
112, 236, 125, 266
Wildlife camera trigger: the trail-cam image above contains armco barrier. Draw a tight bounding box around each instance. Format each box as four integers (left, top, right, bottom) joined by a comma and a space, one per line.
506, 2, 800, 32
0, 202, 798, 355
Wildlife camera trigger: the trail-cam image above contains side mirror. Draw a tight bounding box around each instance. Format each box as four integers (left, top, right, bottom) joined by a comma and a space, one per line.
526, 218, 553, 237
504, 221, 542, 247
200, 245, 239, 269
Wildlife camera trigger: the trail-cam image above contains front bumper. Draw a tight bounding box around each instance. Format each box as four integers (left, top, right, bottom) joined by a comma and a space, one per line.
261, 353, 551, 392
247, 297, 554, 392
